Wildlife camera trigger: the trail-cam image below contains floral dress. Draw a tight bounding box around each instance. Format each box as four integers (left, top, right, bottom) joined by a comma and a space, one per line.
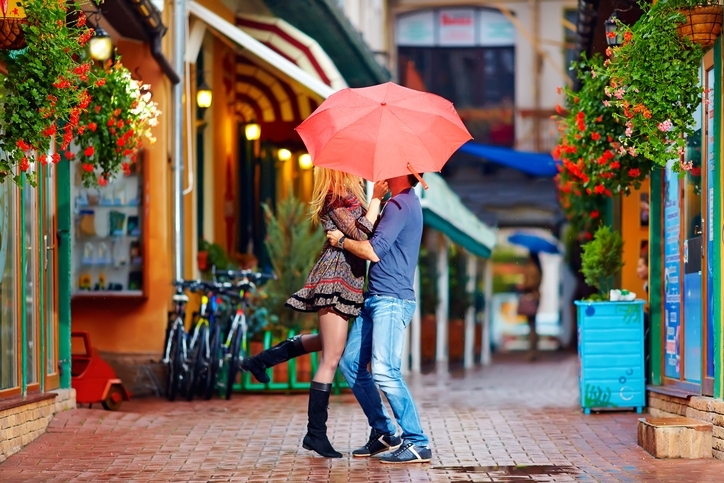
285, 190, 373, 318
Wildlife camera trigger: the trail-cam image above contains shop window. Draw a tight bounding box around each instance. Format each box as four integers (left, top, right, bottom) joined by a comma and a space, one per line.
70, 154, 146, 298
0, 179, 17, 391
563, 9, 578, 86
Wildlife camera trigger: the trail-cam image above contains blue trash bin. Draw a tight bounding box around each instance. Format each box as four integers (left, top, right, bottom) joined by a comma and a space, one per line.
575, 300, 646, 414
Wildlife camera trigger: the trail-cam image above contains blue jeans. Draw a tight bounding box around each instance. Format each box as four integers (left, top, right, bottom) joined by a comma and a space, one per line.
339, 295, 428, 447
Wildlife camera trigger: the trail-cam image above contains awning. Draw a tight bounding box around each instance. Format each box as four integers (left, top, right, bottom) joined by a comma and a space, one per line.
458, 142, 559, 177
418, 173, 497, 259
188, 2, 334, 99
262, 0, 391, 87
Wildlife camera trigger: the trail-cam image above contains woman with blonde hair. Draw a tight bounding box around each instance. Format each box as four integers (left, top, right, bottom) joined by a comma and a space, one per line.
241, 167, 388, 458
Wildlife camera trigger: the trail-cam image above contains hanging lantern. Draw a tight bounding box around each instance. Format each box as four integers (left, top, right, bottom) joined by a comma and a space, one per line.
0, 0, 27, 51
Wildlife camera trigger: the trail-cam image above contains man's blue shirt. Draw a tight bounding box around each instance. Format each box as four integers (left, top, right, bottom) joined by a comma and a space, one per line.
367, 188, 423, 300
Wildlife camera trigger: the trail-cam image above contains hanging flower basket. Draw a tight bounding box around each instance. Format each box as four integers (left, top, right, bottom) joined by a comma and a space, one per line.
0, 0, 27, 51
676, 6, 723, 48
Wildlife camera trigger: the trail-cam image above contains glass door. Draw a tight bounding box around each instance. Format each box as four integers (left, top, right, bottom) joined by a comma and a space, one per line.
703, 54, 716, 394
22, 176, 39, 392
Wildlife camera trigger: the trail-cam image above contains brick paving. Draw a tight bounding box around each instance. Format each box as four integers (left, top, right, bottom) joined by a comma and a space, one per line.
2, 353, 724, 482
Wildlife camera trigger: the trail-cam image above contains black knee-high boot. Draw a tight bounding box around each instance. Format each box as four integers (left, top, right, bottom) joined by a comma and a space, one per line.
302, 382, 342, 458
240, 335, 308, 383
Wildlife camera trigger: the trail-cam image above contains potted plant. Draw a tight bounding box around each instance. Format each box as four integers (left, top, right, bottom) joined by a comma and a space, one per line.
553, 54, 651, 237
603, 0, 717, 175
575, 225, 645, 414
260, 189, 325, 385
448, 244, 471, 364
71, 58, 160, 187
0, 0, 97, 186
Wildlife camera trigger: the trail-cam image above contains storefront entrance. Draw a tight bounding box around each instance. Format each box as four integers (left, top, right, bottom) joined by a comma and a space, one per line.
663, 50, 716, 395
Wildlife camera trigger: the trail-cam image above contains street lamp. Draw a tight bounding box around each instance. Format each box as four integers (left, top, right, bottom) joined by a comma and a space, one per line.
89, 25, 113, 62
196, 80, 212, 109
245, 121, 261, 141
604, 12, 623, 47
277, 148, 291, 161
298, 153, 313, 170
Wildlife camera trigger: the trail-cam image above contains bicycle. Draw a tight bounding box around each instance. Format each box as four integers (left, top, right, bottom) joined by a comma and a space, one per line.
163, 280, 196, 401
212, 267, 275, 399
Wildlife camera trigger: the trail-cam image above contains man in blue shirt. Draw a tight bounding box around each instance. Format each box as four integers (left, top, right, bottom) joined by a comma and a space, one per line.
327, 174, 430, 464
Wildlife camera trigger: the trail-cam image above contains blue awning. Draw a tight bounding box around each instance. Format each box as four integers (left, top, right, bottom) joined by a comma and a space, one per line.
458, 142, 559, 177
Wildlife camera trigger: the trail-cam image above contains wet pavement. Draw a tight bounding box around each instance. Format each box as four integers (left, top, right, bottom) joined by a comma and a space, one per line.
2, 352, 724, 482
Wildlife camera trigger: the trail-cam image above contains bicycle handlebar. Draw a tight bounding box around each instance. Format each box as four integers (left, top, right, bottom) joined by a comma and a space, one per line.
211, 266, 277, 285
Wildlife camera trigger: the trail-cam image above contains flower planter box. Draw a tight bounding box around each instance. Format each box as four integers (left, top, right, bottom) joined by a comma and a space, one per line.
448, 318, 465, 364
236, 330, 348, 394
575, 300, 646, 414
421, 314, 437, 364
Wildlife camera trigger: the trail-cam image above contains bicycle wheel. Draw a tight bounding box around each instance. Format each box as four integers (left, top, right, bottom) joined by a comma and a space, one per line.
225, 327, 243, 400
167, 324, 185, 401
192, 324, 210, 399
204, 323, 222, 400
184, 325, 202, 402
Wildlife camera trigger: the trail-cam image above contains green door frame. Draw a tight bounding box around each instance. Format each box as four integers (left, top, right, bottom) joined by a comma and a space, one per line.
57, 156, 72, 389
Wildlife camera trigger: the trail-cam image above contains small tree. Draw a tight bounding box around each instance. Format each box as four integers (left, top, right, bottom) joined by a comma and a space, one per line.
580, 225, 624, 299
262, 190, 326, 334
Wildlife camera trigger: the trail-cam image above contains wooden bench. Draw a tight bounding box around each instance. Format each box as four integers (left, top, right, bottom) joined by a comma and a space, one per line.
637, 416, 713, 459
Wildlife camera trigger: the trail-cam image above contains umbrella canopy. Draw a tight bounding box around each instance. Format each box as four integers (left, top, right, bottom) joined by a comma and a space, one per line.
508, 232, 560, 254
295, 82, 472, 182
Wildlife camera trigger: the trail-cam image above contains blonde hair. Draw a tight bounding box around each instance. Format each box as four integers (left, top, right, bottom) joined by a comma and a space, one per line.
309, 167, 367, 225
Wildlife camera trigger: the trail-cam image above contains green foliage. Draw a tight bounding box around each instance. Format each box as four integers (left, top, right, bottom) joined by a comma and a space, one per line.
73, 59, 160, 187
262, 190, 326, 332
0, 0, 99, 186
580, 225, 625, 298
448, 244, 472, 320
604, 0, 712, 174
418, 244, 438, 316
198, 239, 236, 272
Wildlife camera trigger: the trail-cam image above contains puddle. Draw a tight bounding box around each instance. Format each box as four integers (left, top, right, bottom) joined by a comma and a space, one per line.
433, 465, 579, 479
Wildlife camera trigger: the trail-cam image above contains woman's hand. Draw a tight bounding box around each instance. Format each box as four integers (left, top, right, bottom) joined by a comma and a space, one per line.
371, 180, 389, 200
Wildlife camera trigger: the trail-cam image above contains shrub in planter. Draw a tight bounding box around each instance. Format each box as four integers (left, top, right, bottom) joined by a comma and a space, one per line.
580, 225, 624, 300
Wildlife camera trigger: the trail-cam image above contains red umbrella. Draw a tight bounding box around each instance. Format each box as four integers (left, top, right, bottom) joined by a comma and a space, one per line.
295, 82, 472, 187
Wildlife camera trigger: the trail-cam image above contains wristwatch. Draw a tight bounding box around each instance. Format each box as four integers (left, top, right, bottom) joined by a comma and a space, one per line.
338, 235, 347, 250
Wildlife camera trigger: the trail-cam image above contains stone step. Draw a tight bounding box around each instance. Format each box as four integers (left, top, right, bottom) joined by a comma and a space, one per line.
637, 416, 713, 459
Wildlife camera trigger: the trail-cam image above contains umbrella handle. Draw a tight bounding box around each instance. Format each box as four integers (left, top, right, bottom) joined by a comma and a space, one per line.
407, 163, 429, 190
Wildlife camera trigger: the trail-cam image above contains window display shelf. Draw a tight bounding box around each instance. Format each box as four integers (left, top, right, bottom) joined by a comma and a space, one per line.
70, 152, 148, 299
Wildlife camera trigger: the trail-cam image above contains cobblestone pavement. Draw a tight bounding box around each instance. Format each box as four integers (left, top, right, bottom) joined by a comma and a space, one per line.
2, 353, 724, 482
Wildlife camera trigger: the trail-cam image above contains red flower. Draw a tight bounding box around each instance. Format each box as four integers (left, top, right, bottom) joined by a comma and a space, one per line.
116, 138, 125, 147
591, 210, 600, 219
610, 161, 620, 169
606, 31, 617, 39
82, 163, 94, 173
84, 146, 95, 157
98, 177, 108, 187
628, 168, 641, 178
591, 132, 601, 141
94, 105, 102, 113
88, 122, 97, 132
65, 151, 75, 160
16, 140, 31, 151
107, 119, 115, 127
77, 12, 87, 27
19, 157, 30, 172
594, 185, 606, 195
52, 153, 61, 164
95, 78, 106, 87
38, 153, 48, 166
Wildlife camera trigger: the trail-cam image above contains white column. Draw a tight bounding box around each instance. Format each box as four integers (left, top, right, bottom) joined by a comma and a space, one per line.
463, 253, 477, 369
436, 233, 449, 366
482, 259, 494, 366
411, 265, 422, 373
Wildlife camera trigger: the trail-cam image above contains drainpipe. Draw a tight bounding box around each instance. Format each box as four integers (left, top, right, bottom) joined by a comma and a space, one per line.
173, 0, 185, 279
151, 34, 180, 85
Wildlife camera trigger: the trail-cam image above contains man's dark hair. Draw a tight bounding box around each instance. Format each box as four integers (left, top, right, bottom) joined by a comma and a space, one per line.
407, 174, 420, 187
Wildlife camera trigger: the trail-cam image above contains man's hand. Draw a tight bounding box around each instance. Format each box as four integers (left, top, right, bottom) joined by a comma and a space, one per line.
327, 229, 343, 247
